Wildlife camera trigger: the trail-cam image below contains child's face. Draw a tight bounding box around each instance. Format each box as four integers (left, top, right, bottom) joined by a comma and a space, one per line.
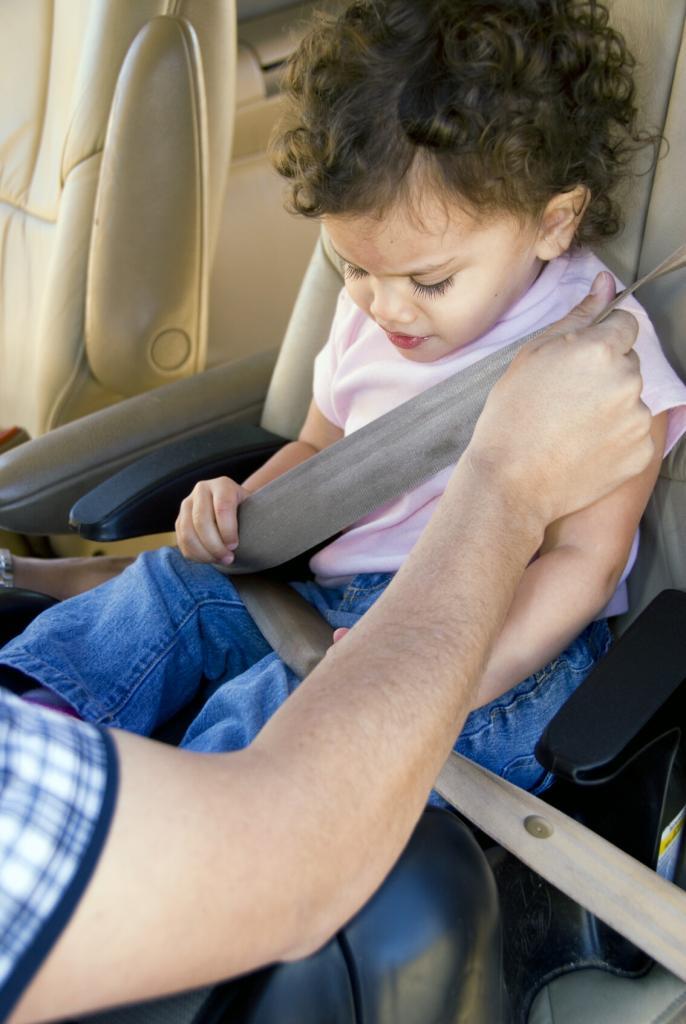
324, 198, 552, 363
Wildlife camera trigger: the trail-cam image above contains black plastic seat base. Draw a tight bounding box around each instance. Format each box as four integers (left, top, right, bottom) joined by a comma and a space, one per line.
201, 808, 505, 1024
76, 810, 503, 1024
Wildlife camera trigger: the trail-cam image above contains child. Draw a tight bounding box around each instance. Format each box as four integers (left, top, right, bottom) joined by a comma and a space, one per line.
2, 0, 686, 795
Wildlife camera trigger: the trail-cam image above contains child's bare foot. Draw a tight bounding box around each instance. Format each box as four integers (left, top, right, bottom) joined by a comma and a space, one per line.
12, 556, 134, 600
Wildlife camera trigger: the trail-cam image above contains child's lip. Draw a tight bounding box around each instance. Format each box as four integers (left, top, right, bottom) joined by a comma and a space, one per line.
386, 331, 429, 349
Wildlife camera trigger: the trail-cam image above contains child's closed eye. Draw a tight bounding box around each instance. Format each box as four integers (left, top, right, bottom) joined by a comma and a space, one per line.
411, 276, 455, 299
343, 261, 455, 300
343, 262, 368, 282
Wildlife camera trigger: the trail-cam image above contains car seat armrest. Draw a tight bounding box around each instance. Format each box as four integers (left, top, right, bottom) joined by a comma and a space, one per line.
0, 352, 275, 536
535, 590, 686, 783
70, 423, 286, 541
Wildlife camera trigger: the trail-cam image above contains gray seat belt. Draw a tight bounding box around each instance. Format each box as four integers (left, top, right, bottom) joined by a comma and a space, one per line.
226, 244, 686, 978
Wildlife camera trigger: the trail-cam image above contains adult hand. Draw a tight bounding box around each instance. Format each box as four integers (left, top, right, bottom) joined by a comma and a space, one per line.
467, 272, 653, 524
175, 477, 251, 565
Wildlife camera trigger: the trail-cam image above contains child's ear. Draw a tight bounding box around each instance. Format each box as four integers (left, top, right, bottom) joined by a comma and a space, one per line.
535, 186, 590, 260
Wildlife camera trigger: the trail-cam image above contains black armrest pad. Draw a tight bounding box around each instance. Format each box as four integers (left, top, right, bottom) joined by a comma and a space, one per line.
70, 423, 286, 541
535, 590, 686, 783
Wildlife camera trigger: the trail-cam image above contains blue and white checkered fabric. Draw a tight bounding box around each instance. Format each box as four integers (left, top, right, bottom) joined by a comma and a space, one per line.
0, 688, 117, 1019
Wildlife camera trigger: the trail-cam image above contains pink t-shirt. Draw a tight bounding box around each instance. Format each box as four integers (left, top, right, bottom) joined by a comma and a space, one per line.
310, 249, 686, 613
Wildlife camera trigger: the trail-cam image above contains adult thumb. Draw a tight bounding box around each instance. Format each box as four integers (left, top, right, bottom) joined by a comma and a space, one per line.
552, 271, 616, 333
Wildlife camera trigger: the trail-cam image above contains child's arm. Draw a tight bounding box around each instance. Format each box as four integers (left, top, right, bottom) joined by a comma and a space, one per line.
242, 399, 344, 491
175, 400, 342, 563
472, 411, 668, 708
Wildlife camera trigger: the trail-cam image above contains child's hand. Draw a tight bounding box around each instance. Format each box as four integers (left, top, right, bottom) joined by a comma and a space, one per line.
175, 477, 251, 565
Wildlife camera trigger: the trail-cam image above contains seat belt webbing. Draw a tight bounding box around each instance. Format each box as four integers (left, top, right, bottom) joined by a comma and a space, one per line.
434, 753, 686, 982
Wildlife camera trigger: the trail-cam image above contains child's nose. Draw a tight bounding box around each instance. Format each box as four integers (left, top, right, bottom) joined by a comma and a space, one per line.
369, 282, 415, 326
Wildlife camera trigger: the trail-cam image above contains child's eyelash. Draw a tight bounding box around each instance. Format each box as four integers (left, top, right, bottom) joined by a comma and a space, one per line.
343, 262, 455, 300
343, 263, 368, 281
412, 276, 455, 299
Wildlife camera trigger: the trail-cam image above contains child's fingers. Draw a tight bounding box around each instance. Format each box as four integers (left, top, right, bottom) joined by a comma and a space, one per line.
175, 478, 244, 564
190, 480, 238, 562
175, 495, 217, 563
332, 627, 350, 644
210, 478, 246, 555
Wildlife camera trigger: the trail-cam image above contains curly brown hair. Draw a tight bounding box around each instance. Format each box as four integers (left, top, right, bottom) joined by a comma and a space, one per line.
271, 0, 660, 244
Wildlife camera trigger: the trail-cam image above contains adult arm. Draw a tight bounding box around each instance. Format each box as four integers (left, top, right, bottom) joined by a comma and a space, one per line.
473, 410, 667, 706
9, 287, 653, 1023
9, 470, 545, 1024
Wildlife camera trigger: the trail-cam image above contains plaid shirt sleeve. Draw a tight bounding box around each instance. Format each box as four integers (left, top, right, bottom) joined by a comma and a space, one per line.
0, 688, 118, 1020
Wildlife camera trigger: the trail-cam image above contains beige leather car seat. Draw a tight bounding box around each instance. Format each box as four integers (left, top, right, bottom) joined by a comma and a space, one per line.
0, 0, 235, 441
0, 0, 684, 1018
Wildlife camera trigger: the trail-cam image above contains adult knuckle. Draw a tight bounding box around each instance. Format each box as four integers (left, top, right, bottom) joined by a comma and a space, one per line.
628, 372, 643, 401
638, 401, 652, 426
644, 434, 657, 462
597, 335, 616, 361
629, 399, 650, 427
579, 336, 610, 368
559, 330, 579, 347
611, 309, 639, 335
629, 409, 652, 447
511, 345, 532, 368
630, 437, 654, 474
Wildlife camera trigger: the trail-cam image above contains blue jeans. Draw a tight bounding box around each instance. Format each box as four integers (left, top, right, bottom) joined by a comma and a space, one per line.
0, 548, 611, 797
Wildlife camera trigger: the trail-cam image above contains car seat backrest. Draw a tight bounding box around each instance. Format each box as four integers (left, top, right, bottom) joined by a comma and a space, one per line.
597, 0, 685, 291
0, 0, 235, 438
261, 230, 344, 440
260, 0, 686, 625
620, 2, 686, 623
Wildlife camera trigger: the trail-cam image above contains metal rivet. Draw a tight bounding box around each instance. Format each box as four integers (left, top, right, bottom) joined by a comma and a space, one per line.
524, 815, 554, 839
